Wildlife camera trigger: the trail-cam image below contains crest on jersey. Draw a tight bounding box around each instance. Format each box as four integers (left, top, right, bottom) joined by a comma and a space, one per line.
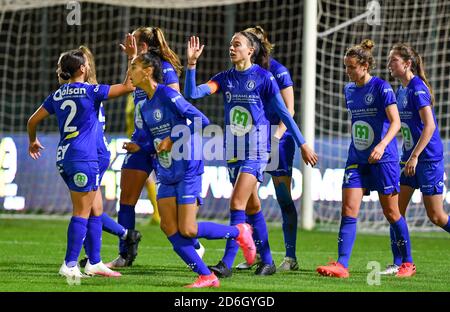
245, 80, 256, 91
153, 109, 163, 122
402, 96, 408, 108
364, 93, 374, 105
225, 91, 232, 103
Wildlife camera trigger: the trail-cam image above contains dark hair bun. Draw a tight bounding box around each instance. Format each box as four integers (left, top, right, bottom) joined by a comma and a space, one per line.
59, 72, 71, 80
360, 39, 375, 51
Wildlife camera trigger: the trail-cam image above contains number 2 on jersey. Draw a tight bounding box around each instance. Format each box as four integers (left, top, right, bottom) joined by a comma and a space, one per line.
61, 100, 77, 133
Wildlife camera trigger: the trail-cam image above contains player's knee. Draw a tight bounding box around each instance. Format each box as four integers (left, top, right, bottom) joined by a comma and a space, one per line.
426, 211, 446, 227
382, 208, 399, 224
341, 203, 358, 218
179, 225, 197, 238
160, 220, 177, 236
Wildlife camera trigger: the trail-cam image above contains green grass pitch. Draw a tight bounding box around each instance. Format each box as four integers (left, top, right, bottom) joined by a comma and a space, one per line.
0, 216, 449, 292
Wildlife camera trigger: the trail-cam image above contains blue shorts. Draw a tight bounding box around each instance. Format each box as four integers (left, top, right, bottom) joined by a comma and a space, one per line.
227, 159, 267, 185
157, 174, 203, 205
57, 161, 99, 192
99, 156, 110, 183
266, 133, 295, 177
121, 149, 154, 175
342, 161, 400, 196
400, 159, 444, 195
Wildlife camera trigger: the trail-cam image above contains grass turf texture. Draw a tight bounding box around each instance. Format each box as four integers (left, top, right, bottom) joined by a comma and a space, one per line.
0, 217, 449, 292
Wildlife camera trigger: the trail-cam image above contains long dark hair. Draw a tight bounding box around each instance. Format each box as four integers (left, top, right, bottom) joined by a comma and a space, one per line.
136, 51, 163, 83
58, 49, 85, 80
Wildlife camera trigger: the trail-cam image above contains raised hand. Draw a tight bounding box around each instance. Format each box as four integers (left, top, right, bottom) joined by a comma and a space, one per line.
120, 33, 137, 59
187, 36, 205, 66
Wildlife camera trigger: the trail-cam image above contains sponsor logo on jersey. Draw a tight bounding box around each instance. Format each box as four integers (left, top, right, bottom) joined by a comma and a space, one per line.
73, 172, 88, 187
53, 86, 86, 101
225, 91, 232, 103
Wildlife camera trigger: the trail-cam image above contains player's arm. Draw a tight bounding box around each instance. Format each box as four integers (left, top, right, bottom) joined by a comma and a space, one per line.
108, 66, 134, 99
184, 36, 219, 99
273, 86, 294, 140
271, 93, 318, 166
27, 105, 49, 159
167, 82, 180, 92
368, 103, 401, 164
404, 105, 435, 176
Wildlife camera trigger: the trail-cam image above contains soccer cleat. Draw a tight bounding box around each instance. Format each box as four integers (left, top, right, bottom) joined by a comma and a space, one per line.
79, 256, 89, 268
195, 242, 206, 259
255, 261, 276, 276
235, 223, 256, 265
277, 257, 299, 272
396, 262, 416, 278
125, 229, 142, 263
105, 254, 130, 268
184, 272, 220, 288
316, 261, 349, 278
85, 261, 122, 277
236, 254, 261, 270
378, 264, 400, 275
208, 260, 232, 278
59, 262, 87, 279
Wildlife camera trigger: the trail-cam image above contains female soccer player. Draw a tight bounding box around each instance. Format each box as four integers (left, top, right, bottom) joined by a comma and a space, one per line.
185, 33, 317, 277
126, 52, 256, 288
66, 46, 142, 269
107, 27, 207, 267
379, 43, 450, 275
27, 49, 133, 278
316, 39, 416, 278
233, 25, 313, 272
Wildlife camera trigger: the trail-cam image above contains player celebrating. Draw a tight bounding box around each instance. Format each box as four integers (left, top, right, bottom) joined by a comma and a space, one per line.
185, 33, 317, 277
108, 27, 205, 267
233, 25, 314, 272
27, 49, 133, 278
379, 43, 449, 275
126, 52, 256, 288
316, 39, 416, 278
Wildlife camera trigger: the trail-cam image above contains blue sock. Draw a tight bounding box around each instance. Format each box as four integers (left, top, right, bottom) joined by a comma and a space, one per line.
118, 204, 135, 254
337, 216, 357, 268
441, 216, 450, 233
65, 216, 88, 267
101, 212, 126, 238
391, 216, 413, 263
84, 216, 102, 265
275, 183, 297, 259
197, 222, 239, 239
390, 224, 402, 266
168, 232, 210, 275
222, 210, 246, 269
247, 211, 272, 265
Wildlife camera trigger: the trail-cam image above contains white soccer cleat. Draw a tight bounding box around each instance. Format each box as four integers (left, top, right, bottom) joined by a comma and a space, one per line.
195, 242, 206, 259
85, 261, 122, 277
277, 257, 299, 272
59, 261, 86, 279
235, 254, 261, 270
378, 264, 400, 275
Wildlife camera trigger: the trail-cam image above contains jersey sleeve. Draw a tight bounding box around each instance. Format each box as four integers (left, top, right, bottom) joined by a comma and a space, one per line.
380, 81, 396, 108
90, 84, 111, 107
261, 73, 281, 102
41, 93, 55, 115
162, 62, 179, 85
273, 64, 294, 90
412, 81, 432, 110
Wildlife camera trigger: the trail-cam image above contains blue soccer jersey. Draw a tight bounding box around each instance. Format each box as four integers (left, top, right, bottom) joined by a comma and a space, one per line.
42, 82, 110, 163
210, 64, 280, 160
97, 103, 111, 161
269, 58, 294, 90
344, 76, 398, 164
131, 60, 179, 147
396, 76, 443, 162
139, 84, 209, 184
